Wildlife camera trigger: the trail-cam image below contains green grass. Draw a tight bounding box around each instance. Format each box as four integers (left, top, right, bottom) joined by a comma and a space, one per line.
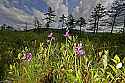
0, 29, 125, 82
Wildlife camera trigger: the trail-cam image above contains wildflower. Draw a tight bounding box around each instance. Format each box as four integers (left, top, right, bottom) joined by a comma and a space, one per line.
75, 47, 85, 56
116, 63, 122, 69
26, 53, 32, 61
48, 32, 53, 38
64, 31, 70, 38
47, 32, 55, 42
22, 52, 32, 61
74, 42, 85, 56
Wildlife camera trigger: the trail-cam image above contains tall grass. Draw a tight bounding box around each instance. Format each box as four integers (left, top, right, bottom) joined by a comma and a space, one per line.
5, 32, 125, 83
0, 31, 125, 82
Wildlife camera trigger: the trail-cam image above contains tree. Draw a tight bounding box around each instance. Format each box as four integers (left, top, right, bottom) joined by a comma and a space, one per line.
76, 17, 86, 34
59, 14, 67, 30
1, 24, 7, 31
34, 17, 41, 30
123, 16, 125, 33
24, 22, 28, 32
88, 3, 106, 33
65, 14, 76, 32
109, 0, 125, 33
44, 7, 56, 28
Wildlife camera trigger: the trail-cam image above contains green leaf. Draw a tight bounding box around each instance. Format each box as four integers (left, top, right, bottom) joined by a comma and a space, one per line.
103, 53, 108, 69
76, 70, 83, 83
18, 53, 22, 59
113, 55, 120, 64
109, 64, 117, 74
107, 72, 114, 79
10, 64, 13, 70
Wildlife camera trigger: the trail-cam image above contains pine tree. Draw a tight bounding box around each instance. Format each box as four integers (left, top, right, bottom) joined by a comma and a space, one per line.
88, 3, 106, 33
34, 17, 41, 30
44, 7, 56, 28
109, 0, 125, 33
76, 17, 86, 34
1, 24, 7, 31
65, 14, 76, 32
59, 14, 67, 30
24, 22, 28, 32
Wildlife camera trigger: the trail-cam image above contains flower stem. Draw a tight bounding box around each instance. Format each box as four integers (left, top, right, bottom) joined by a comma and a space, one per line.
75, 54, 77, 77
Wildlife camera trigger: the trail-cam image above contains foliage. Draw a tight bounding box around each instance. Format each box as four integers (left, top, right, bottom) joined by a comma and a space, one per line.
33, 17, 42, 30
59, 14, 67, 29
0, 31, 124, 83
65, 14, 76, 31
44, 7, 56, 28
108, 0, 125, 33
88, 3, 107, 33
76, 17, 86, 34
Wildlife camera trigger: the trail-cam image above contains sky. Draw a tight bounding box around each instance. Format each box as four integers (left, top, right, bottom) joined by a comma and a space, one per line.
0, 0, 115, 30
0, 0, 80, 26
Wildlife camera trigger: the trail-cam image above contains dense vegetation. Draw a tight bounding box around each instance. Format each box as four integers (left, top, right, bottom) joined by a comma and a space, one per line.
0, 29, 125, 83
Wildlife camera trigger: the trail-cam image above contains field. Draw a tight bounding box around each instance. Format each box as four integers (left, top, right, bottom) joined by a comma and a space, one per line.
0, 29, 125, 83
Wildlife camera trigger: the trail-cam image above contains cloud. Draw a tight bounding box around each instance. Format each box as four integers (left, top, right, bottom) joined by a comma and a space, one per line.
0, 4, 34, 24
44, 0, 68, 16
74, 0, 114, 18
0, 0, 115, 30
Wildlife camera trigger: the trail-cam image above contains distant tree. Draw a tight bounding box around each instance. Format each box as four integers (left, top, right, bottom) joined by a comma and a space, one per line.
34, 17, 41, 30
97, 15, 112, 32
59, 14, 67, 30
24, 22, 28, 32
6, 25, 15, 31
108, 0, 125, 33
65, 14, 76, 32
44, 7, 56, 28
1, 24, 7, 31
88, 3, 106, 33
123, 16, 125, 33
76, 17, 86, 34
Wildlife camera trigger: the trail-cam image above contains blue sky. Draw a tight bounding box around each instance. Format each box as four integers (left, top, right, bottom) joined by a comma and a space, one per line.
0, 0, 80, 26
64, 0, 80, 14
68, 0, 80, 14
21, 0, 80, 14
0, 0, 80, 14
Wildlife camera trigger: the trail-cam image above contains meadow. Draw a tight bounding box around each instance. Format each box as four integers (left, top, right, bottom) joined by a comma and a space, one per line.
0, 29, 125, 83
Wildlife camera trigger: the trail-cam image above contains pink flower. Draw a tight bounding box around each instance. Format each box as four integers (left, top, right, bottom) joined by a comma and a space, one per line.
75, 49, 85, 56
47, 32, 56, 43
22, 52, 32, 61
74, 42, 85, 56
48, 32, 53, 38
64, 31, 70, 37
26, 53, 32, 61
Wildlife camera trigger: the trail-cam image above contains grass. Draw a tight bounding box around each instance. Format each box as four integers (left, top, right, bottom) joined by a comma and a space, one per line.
0, 29, 125, 83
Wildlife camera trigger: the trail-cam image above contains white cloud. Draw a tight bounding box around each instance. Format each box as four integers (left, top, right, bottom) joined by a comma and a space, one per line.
44, 0, 68, 16
0, 4, 33, 24
74, 0, 114, 18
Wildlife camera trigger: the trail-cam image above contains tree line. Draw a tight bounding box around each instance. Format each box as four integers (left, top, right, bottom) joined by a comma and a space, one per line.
1, 0, 125, 34
34, 0, 125, 33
